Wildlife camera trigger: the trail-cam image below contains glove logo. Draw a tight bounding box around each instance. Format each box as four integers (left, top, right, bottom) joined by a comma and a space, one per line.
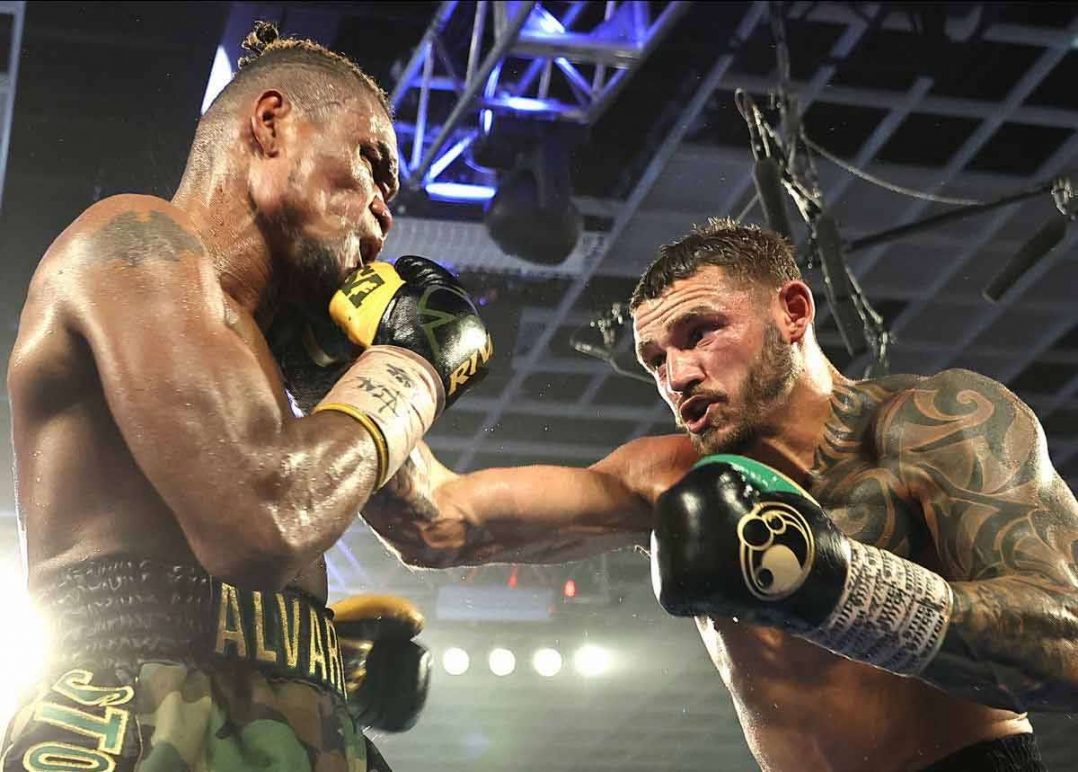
343, 269, 386, 306
737, 502, 815, 602
416, 285, 493, 396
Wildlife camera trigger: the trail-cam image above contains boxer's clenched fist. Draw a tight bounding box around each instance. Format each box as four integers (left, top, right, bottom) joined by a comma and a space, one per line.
329, 256, 493, 407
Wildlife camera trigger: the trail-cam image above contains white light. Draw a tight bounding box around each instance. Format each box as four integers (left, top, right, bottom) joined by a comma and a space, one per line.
532, 648, 562, 677
424, 182, 497, 202
488, 647, 516, 677
201, 45, 235, 115
426, 135, 476, 181
442, 647, 470, 676
573, 644, 611, 677
0, 567, 49, 731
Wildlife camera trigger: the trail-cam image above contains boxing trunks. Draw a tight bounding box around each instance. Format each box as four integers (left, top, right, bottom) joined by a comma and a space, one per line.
0, 557, 391, 772
921, 732, 1044, 771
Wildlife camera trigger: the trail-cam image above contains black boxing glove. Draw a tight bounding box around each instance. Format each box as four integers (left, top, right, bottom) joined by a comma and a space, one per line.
310, 257, 493, 485
652, 455, 953, 676
325, 256, 492, 408
330, 594, 431, 733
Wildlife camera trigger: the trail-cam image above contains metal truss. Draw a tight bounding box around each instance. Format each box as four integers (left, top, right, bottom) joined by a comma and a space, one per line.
390, 0, 688, 201
338, 1, 1078, 599
0, 1, 25, 213
453, 0, 770, 468
440, 1, 1078, 475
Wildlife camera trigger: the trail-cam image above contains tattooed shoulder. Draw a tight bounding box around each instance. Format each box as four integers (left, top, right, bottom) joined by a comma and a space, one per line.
876, 368, 1044, 469
90, 209, 204, 267
810, 376, 925, 556
812, 375, 918, 478
873, 368, 1077, 582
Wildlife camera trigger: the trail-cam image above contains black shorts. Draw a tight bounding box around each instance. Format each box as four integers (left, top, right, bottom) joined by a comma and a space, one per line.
0, 557, 391, 772
920, 732, 1045, 771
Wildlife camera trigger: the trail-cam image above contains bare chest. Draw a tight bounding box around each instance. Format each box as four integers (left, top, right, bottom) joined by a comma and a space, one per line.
225, 300, 295, 415
812, 461, 925, 560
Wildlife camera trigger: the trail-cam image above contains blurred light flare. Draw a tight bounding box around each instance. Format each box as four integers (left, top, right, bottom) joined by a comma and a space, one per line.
443, 647, 471, 676
488, 647, 516, 676
0, 566, 50, 731
532, 647, 563, 677
573, 643, 611, 677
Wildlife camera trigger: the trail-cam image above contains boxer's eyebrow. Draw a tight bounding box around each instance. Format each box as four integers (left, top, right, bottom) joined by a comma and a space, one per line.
666, 306, 720, 333
635, 306, 717, 365
375, 140, 399, 199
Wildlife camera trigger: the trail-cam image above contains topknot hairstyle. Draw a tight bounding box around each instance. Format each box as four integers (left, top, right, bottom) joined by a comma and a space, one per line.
203, 21, 391, 121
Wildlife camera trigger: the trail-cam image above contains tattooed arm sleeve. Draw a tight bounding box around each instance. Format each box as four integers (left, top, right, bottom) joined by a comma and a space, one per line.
880, 369, 1078, 711
362, 439, 656, 568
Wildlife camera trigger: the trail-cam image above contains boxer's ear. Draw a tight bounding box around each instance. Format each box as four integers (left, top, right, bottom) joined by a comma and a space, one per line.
777, 280, 814, 344
249, 90, 290, 158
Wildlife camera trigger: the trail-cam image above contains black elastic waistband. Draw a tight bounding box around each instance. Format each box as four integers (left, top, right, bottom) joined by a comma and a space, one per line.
921, 732, 1044, 772
33, 557, 347, 699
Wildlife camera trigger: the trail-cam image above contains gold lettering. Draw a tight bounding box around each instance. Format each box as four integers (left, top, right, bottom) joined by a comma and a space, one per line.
448, 359, 473, 395
214, 583, 247, 657
323, 620, 343, 695
276, 594, 301, 669
448, 338, 493, 396
308, 609, 328, 681
252, 592, 278, 664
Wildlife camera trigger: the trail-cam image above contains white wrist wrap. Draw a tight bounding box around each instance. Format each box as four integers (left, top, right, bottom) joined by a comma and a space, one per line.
803, 540, 953, 675
313, 346, 444, 487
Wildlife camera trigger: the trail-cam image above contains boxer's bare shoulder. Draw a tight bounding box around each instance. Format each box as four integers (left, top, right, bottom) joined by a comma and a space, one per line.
7, 193, 298, 590
10, 195, 223, 422
591, 432, 698, 505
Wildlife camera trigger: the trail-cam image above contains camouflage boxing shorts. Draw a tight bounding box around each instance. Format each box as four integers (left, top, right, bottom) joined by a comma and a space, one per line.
0, 558, 391, 772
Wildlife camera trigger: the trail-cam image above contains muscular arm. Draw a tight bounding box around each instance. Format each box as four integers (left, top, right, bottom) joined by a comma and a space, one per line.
361, 437, 665, 567
49, 202, 382, 588
881, 369, 1078, 711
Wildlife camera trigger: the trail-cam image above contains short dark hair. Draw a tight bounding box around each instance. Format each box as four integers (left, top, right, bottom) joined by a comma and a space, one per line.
629, 217, 801, 310
202, 21, 391, 126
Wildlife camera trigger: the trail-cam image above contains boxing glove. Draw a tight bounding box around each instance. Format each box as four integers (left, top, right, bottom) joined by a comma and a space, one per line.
311, 257, 493, 484
331, 594, 431, 733
651, 454, 848, 631
325, 256, 492, 408
652, 454, 953, 676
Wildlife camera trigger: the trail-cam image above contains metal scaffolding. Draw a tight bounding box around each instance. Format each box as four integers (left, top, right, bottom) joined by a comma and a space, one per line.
0, 1, 25, 214
390, 0, 688, 201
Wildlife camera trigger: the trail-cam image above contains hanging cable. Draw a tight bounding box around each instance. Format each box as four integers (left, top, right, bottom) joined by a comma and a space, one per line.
802, 135, 984, 206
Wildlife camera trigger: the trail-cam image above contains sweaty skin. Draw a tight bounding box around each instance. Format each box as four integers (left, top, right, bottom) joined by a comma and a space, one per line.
9, 87, 401, 600
362, 266, 1078, 771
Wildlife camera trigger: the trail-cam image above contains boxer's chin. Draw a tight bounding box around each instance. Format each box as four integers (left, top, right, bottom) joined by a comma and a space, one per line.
690, 420, 758, 456
287, 236, 346, 309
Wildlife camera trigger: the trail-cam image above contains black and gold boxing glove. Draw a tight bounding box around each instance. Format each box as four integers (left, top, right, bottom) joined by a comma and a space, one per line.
652, 455, 953, 678
311, 257, 493, 485
331, 594, 431, 733
323, 256, 492, 407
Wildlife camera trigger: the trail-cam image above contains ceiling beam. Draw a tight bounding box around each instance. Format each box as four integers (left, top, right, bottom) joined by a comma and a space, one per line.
452, 2, 771, 470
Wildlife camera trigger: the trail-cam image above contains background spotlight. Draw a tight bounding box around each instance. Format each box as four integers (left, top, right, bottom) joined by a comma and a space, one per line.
442, 647, 470, 676
532, 647, 562, 677
488, 647, 516, 677
573, 644, 611, 677
0, 567, 49, 729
